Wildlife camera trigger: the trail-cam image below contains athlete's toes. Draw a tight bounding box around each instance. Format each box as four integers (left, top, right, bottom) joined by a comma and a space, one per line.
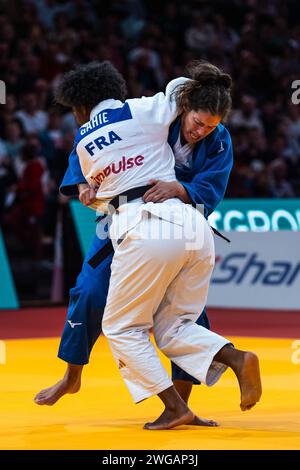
208, 420, 219, 426
246, 403, 256, 410
34, 393, 43, 401
34, 390, 49, 403
240, 402, 256, 411
34, 397, 45, 404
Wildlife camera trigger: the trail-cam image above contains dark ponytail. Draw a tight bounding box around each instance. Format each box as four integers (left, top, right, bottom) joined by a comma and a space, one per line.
175, 61, 232, 121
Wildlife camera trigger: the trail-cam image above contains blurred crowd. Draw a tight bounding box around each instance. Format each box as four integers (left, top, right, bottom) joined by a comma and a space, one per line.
0, 0, 299, 298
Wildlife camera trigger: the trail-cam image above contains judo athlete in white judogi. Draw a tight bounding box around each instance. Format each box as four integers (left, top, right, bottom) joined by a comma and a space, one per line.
54, 61, 262, 430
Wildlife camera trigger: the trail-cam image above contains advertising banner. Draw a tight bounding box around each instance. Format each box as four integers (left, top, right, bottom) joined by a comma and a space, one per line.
70, 200, 300, 310
207, 231, 300, 310
208, 199, 300, 232
70, 200, 95, 256
0, 231, 18, 309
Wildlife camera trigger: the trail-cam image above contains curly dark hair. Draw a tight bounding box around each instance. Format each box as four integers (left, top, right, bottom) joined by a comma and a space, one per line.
175, 61, 232, 121
54, 61, 127, 109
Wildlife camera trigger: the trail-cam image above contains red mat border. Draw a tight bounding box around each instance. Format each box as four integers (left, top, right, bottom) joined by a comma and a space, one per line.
0, 306, 299, 339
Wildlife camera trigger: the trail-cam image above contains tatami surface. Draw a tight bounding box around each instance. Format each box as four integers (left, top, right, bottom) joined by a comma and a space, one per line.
0, 335, 299, 450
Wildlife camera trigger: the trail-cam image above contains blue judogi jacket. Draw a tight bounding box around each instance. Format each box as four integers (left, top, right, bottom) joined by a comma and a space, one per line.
60, 117, 233, 218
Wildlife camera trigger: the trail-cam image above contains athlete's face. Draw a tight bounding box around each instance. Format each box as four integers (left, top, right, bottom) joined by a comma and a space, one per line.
181, 110, 221, 144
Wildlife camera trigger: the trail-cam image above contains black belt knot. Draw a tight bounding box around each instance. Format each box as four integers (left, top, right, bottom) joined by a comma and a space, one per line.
108, 185, 152, 212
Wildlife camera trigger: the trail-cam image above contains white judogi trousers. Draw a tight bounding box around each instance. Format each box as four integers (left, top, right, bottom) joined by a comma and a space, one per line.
102, 201, 230, 403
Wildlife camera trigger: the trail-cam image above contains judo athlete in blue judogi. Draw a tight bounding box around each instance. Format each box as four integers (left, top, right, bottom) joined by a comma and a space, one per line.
34, 61, 234, 425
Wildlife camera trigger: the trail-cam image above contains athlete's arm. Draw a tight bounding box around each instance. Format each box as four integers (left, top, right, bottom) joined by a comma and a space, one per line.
143, 179, 191, 204
129, 77, 190, 132
78, 184, 97, 206
180, 129, 233, 217
60, 145, 87, 197
143, 128, 233, 212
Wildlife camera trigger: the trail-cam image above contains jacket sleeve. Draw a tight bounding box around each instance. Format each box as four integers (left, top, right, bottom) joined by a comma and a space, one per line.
180, 129, 233, 218
60, 145, 87, 196
129, 77, 190, 133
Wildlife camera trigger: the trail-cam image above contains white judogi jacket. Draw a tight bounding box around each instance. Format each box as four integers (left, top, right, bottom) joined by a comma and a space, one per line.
75, 78, 231, 402
75, 77, 189, 241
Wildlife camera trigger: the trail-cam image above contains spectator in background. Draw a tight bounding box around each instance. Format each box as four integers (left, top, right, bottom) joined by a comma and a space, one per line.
3, 118, 25, 175
269, 158, 295, 198
128, 34, 164, 92
30, 0, 75, 30
15, 93, 48, 134
0, 0, 298, 202
185, 12, 216, 55
229, 95, 263, 131
283, 103, 300, 160
39, 110, 64, 165
250, 161, 273, 198
1, 0, 300, 303
0, 94, 18, 137
34, 79, 52, 112
6, 143, 45, 263
0, 142, 17, 226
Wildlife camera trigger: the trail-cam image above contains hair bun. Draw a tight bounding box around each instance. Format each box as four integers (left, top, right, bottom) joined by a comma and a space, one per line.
216, 73, 232, 90
187, 61, 232, 90
194, 73, 214, 86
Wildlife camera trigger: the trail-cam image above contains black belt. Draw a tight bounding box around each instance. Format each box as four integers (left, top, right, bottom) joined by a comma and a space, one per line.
211, 226, 231, 243
109, 184, 153, 212
88, 185, 230, 268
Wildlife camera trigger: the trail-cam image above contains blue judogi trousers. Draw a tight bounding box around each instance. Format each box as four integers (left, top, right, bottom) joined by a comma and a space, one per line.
58, 232, 210, 384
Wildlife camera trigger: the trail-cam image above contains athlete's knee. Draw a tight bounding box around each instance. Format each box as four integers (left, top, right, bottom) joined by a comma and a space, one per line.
102, 315, 141, 342
154, 328, 176, 353
69, 280, 106, 310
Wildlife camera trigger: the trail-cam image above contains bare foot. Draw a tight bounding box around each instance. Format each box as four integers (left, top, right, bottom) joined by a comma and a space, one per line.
144, 409, 194, 430
34, 378, 80, 406
191, 415, 219, 426
237, 352, 262, 411
173, 380, 219, 426
34, 369, 81, 406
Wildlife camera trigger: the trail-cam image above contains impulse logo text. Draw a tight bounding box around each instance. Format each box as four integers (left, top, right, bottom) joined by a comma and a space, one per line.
90, 155, 144, 186
213, 253, 300, 285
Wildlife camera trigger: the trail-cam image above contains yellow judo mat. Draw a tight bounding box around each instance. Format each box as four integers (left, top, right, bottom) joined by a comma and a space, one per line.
0, 335, 300, 450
